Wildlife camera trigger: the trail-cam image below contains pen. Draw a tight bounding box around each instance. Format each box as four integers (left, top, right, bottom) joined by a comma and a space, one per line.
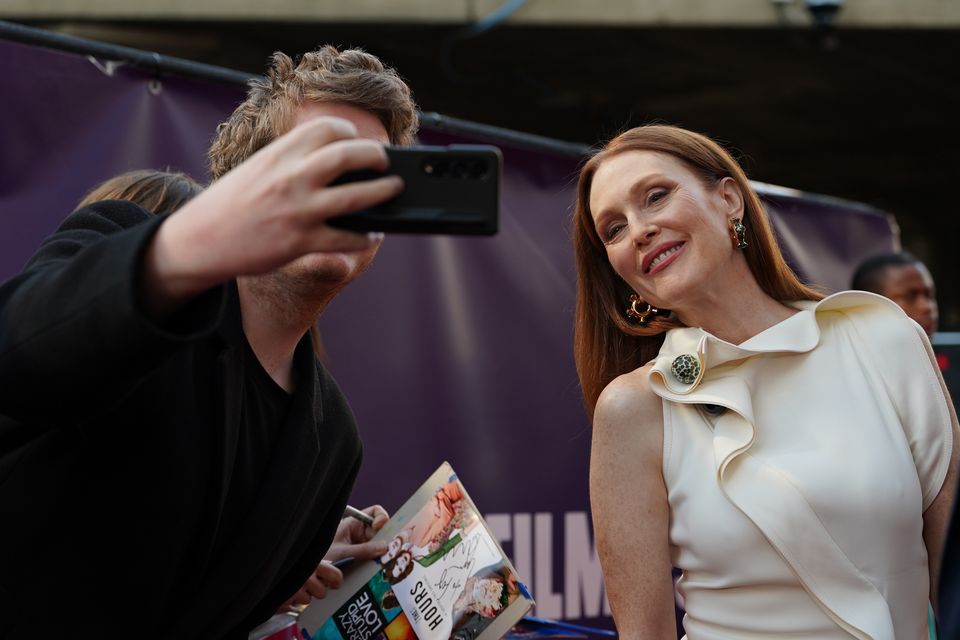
344, 504, 375, 526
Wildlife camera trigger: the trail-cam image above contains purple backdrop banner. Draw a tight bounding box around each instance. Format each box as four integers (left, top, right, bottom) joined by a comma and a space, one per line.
0, 34, 895, 628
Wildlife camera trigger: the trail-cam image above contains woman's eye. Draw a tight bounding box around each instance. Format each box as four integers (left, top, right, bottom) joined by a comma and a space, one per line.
603, 223, 625, 242
648, 189, 669, 205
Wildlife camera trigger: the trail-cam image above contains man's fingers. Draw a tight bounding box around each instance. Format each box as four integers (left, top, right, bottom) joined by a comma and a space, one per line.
288, 588, 311, 606
307, 175, 403, 224
360, 504, 389, 519
275, 116, 360, 157
364, 505, 390, 532
316, 561, 344, 588
349, 539, 391, 560
305, 574, 329, 599
302, 138, 391, 187
307, 227, 381, 254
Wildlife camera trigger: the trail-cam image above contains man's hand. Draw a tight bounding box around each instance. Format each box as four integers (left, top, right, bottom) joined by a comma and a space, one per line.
141, 116, 404, 318
279, 505, 390, 612
325, 504, 390, 563
280, 560, 345, 611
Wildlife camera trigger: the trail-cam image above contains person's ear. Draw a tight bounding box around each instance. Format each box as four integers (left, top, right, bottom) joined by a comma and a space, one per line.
717, 177, 744, 218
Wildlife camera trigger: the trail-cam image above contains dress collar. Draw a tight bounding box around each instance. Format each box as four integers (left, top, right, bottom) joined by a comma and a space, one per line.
646, 289, 905, 640
651, 290, 897, 396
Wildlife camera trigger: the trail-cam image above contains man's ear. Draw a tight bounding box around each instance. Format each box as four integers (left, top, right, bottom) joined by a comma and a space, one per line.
717, 176, 745, 218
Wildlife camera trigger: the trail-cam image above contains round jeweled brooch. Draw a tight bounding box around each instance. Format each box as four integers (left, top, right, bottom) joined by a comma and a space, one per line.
670, 354, 701, 385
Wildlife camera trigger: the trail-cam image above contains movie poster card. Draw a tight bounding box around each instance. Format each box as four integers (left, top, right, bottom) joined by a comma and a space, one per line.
297, 463, 533, 640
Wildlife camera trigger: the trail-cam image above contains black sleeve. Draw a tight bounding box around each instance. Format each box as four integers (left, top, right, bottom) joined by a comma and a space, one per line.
234, 451, 363, 636
0, 200, 226, 422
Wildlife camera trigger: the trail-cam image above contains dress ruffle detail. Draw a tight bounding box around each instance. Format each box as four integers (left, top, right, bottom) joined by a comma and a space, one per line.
649, 291, 904, 640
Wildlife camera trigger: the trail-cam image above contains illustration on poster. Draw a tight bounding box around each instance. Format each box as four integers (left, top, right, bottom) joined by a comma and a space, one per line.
485, 511, 612, 620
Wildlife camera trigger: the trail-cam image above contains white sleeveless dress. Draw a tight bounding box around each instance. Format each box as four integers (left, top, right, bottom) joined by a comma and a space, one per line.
649, 291, 953, 639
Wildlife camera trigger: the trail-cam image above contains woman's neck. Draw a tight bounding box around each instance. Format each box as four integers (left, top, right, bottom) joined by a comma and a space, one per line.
672, 266, 798, 345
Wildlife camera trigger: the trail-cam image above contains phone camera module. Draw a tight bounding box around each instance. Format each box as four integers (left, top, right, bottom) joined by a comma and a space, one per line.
451, 161, 470, 179
468, 161, 489, 180
423, 155, 490, 181
422, 158, 451, 178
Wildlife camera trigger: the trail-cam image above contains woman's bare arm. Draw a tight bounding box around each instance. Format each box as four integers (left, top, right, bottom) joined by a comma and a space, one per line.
590, 366, 677, 639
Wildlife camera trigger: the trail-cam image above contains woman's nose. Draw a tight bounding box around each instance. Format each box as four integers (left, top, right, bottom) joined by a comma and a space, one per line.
631, 222, 659, 246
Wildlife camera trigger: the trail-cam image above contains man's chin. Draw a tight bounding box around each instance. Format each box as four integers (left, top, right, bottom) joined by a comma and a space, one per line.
284, 250, 376, 287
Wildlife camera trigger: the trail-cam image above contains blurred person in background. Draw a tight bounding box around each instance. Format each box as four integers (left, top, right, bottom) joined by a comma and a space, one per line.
852, 252, 938, 337
852, 256, 960, 640
75, 168, 203, 216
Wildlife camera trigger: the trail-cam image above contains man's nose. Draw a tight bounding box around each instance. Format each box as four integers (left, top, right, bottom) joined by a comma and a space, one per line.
920, 295, 937, 312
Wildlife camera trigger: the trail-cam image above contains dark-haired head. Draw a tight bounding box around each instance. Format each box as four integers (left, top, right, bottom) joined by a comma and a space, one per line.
851, 252, 920, 293
382, 550, 415, 585
852, 252, 937, 336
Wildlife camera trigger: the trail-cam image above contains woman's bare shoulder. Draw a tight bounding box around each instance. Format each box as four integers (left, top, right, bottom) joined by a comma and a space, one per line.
594, 362, 661, 425
592, 362, 663, 462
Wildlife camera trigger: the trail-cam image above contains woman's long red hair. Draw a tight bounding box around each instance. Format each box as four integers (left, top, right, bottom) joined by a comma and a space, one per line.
573, 125, 823, 414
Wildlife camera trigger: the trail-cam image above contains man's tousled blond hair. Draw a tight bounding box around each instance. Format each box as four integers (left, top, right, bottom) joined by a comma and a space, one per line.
208, 46, 418, 180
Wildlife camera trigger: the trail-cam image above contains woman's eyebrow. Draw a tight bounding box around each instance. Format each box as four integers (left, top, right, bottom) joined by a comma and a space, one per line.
593, 173, 667, 222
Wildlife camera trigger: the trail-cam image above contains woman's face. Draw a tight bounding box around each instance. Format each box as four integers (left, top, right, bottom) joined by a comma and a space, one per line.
381, 536, 403, 563
589, 150, 740, 311
392, 552, 411, 578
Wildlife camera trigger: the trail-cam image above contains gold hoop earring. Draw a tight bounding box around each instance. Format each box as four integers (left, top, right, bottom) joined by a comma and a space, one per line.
730, 217, 748, 250
626, 294, 658, 325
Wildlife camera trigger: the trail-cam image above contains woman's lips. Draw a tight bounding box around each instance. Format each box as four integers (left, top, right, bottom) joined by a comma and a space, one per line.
643, 241, 685, 275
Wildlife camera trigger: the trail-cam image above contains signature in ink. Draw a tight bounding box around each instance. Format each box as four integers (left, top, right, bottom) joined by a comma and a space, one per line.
442, 535, 482, 563
433, 558, 477, 601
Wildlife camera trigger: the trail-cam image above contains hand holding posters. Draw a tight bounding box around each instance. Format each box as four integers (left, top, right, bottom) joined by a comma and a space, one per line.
298, 463, 534, 640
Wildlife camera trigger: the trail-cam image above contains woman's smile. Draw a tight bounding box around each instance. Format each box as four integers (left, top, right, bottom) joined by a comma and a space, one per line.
643, 241, 686, 275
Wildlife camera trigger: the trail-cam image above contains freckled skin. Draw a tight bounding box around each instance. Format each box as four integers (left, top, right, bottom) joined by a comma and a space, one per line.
588, 150, 742, 315
585, 147, 807, 637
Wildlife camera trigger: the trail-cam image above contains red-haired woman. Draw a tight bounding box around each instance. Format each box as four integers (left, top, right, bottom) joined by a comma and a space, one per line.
574, 125, 958, 639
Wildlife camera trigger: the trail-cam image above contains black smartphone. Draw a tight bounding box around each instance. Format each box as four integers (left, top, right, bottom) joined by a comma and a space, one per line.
327, 144, 501, 235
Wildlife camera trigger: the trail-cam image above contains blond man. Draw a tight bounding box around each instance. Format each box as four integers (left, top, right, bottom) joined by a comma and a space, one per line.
0, 46, 417, 638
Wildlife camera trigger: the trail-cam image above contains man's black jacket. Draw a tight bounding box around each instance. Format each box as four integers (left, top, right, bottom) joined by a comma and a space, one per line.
0, 201, 362, 638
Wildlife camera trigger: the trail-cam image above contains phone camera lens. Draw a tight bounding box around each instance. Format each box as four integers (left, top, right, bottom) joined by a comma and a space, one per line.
468, 161, 488, 180
451, 162, 470, 179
